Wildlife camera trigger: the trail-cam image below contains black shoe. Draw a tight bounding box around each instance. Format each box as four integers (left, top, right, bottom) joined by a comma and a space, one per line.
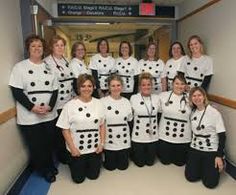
44, 172, 56, 183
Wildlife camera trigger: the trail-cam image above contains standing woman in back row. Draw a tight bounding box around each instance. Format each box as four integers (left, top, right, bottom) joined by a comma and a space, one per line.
178, 35, 213, 91
44, 35, 74, 164
89, 39, 115, 98
115, 41, 140, 99
164, 41, 186, 91
139, 42, 166, 94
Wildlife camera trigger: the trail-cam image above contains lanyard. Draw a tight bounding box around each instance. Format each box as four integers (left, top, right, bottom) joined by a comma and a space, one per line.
52, 55, 69, 71
192, 104, 208, 130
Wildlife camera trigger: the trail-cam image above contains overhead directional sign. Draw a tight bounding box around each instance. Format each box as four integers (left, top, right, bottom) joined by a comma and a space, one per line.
58, 4, 175, 18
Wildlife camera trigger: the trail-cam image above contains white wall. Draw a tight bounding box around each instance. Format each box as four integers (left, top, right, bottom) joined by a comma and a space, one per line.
0, 0, 28, 194
178, 0, 236, 164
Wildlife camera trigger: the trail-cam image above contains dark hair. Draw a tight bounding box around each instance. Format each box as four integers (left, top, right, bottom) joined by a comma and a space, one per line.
144, 42, 159, 61
172, 74, 187, 85
189, 86, 209, 109
25, 34, 46, 57
77, 74, 95, 95
49, 35, 66, 54
119, 41, 133, 57
97, 38, 109, 53
168, 41, 185, 58
187, 35, 204, 57
71, 41, 86, 58
138, 72, 153, 87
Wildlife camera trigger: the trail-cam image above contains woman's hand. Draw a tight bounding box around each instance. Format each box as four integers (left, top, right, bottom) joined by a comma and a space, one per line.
70, 147, 81, 157
215, 157, 224, 172
96, 143, 104, 154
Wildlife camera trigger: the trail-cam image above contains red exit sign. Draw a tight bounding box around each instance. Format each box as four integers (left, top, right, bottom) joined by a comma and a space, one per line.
139, 3, 155, 16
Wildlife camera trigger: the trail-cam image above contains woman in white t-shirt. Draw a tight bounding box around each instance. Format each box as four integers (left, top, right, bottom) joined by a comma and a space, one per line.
9, 35, 58, 183
164, 41, 186, 91
178, 35, 213, 91
185, 87, 226, 189
115, 41, 140, 99
56, 74, 105, 184
139, 42, 166, 94
130, 72, 160, 167
89, 39, 115, 98
101, 74, 133, 171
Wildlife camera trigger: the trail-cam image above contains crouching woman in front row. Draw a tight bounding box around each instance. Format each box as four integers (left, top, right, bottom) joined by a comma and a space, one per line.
56, 74, 105, 183
185, 87, 226, 188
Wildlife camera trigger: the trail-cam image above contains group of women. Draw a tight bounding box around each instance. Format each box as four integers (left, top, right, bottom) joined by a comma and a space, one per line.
9, 34, 226, 189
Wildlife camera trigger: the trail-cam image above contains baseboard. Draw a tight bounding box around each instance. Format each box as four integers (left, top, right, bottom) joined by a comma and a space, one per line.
225, 159, 236, 180
6, 165, 32, 195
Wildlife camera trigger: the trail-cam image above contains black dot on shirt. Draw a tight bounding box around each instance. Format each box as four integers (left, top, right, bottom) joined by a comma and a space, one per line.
94, 119, 98, 123
124, 140, 127, 144
108, 141, 113, 144
167, 71, 169, 75
200, 147, 204, 150
126, 70, 129, 73
32, 97, 37, 102
94, 143, 98, 148
206, 139, 210, 143
127, 63, 131, 65
207, 143, 211, 146
60, 84, 64, 88
108, 128, 112, 133
169, 65, 172, 68
78, 107, 83, 111
95, 138, 98, 143
146, 129, 149, 134
201, 125, 205, 129
40, 103, 45, 106
166, 126, 169, 130
70, 72, 73, 76
136, 120, 140, 123
173, 122, 178, 127
193, 117, 197, 120
200, 74, 204, 77
167, 121, 170, 125
61, 73, 64, 77
142, 69, 145, 72
153, 119, 156, 123
122, 66, 125, 69
87, 145, 92, 149
88, 134, 92, 138
80, 135, 84, 139
86, 113, 91, 117
124, 117, 127, 121
136, 126, 139, 130
194, 67, 198, 71
144, 63, 147, 66
94, 133, 98, 137
146, 123, 150, 127
60, 90, 64, 94
180, 128, 184, 132
44, 70, 48, 74
30, 82, 35, 87
79, 146, 84, 150
199, 141, 202, 145
172, 133, 177, 137
153, 131, 156, 135
107, 106, 112, 110
98, 60, 101, 63
187, 82, 191, 85
123, 127, 127, 131
140, 101, 144, 105
194, 137, 197, 141
123, 133, 127, 137
135, 132, 139, 136
118, 62, 121, 65
194, 83, 198, 87
149, 67, 152, 70
104, 64, 107, 67
187, 62, 191, 65
79, 64, 82, 67
181, 124, 185, 127
173, 128, 177, 132
66, 90, 70, 94
127, 85, 130, 88
179, 134, 184, 137
116, 134, 121, 139
45, 81, 50, 85
108, 135, 112, 139
104, 84, 107, 87
80, 140, 84, 144
115, 110, 119, 115
87, 139, 92, 144
166, 132, 169, 136
153, 126, 156, 129
155, 71, 159, 74
169, 101, 173, 104
156, 64, 159, 66
28, 70, 33, 74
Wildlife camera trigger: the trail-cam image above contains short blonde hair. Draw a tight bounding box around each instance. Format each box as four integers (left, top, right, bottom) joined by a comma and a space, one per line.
138, 72, 153, 87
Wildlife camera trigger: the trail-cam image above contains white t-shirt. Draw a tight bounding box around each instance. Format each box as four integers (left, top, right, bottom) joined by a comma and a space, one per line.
70, 58, 91, 78
56, 97, 105, 155
159, 91, 192, 143
190, 105, 226, 152
130, 93, 160, 143
44, 55, 74, 110
139, 59, 166, 94
9, 59, 58, 125
164, 56, 186, 90
101, 96, 133, 150
178, 55, 213, 88
89, 53, 115, 90
115, 56, 140, 93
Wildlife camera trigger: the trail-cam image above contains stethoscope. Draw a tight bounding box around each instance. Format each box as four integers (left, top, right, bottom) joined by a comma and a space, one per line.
165, 91, 187, 113
52, 55, 69, 71
191, 104, 208, 130
141, 94, 154, 135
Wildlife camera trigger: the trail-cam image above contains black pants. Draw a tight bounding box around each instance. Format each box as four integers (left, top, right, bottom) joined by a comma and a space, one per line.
104, 149, 129, 171
132, 141, 158, 167
69, 153, 102, 184
158, 139, 189, 166
55, 109, 70, 164
19, 119, 56, 176
185, 148, 220, 189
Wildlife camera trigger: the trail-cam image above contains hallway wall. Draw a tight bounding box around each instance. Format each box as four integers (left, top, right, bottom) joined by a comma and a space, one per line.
0, 0, 28, 194
177, 0, 236, 165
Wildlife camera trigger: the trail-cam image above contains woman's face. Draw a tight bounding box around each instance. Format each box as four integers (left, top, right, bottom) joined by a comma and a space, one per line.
79, 80, 93, 98
121, 43, 130, 58
53, 39, 65, 57
29, 40, 43, 59
99, 40, 108, 54
147, 44, 156, 59
75, 44, 85, 60
191, 90, 205, 108
140, 79, 152, 96
189, 38, 202, 55
109, 79, 123, 97
173, 78, 185, 95
172, 43, 182, 59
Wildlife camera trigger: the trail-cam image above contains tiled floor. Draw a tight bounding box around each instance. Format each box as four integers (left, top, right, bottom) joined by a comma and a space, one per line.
48, 162, 236, 195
